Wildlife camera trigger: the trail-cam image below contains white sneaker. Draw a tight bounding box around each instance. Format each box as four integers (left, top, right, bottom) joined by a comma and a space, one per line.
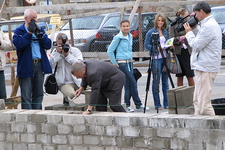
136, 105, 150, 111
126, 107, 135, 113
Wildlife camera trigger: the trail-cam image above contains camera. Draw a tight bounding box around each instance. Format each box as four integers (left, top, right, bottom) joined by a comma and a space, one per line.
151, 32, 159, 45
175, 15, 198, 32
30, 19, 44, 40
61, 35, 70, 53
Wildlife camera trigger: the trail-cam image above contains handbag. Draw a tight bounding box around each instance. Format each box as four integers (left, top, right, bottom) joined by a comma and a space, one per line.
133, 68, 142, 81
163, 51, 182, 74
44, 63, 58, 94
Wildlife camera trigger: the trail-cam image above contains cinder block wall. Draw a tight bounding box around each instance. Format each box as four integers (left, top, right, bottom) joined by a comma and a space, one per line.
0, 109, 225, 150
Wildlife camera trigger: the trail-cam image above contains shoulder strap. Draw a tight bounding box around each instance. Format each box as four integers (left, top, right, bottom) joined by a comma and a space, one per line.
53, 63, 58, 75
114, 39, 122, 57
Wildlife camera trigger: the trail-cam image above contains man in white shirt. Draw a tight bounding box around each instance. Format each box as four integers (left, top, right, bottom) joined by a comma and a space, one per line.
184, 1, 222, 115
49, 33, 83, 104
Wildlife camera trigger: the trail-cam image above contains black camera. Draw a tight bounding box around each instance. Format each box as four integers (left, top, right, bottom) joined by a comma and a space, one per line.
30, 19, 44, 40
175, 15, 198, 32
61, 35, 70, 53
151, 32, 159, 45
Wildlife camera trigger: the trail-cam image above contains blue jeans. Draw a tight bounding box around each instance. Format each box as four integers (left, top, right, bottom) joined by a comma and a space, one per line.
19, 62, 44, 109
0, 70, 7, 101
151, 58, 169, 108
118, 62, 142, 108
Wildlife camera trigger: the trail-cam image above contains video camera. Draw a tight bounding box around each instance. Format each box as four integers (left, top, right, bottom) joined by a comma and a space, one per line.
30, 19, 44, 40
151, 32, 159, 45
61, 35, 70, 53
171, 14, 198, 32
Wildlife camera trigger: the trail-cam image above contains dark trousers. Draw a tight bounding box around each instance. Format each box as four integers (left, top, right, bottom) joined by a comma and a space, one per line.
0, 70, 7, 101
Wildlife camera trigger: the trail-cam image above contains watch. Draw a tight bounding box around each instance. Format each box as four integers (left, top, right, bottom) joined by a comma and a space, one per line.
86, 109, 92, 113
25, 0, 37, 4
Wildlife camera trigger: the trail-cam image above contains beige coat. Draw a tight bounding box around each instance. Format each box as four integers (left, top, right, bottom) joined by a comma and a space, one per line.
0, 31, 11, 70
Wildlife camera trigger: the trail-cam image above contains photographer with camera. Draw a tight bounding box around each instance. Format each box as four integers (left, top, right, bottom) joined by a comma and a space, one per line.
49, 33, 83, 105
169, 8, 195, 87
144, 13, 169, 110
13, 9, 52, 109
184, 1, 222, 115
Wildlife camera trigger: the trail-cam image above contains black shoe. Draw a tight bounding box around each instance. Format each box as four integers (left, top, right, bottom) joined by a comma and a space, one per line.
63, 98, 69, 105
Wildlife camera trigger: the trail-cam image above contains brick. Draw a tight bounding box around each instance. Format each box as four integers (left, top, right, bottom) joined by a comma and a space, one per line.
83, 135, 99, 145
0, 133, 5, 141
58, 124, 72, 134
123, 127, 140, 137
52, 135, 67, 144
89, 125, 104, 135
0, 123, 11, 132
0, 142, 12, 150
84, 115, 97, 124
21, 133, 36, 143
176, 129, 192, 139
100, 136, 116, 146
151, 138, 170, 150
206, 140, 223, 150
73, 146, 88, 150
16, 113, 28, 122
97, 116, 113, 126
105, 126, 122, 136
68, 135, 83, 145
157, 128, 175, 138
188, 139, 204, 150
89, 146, 104, 150
57, 145, 72, 150
27, 124, 41, 133
36, 134, 52, 144
170, 138, 188, 149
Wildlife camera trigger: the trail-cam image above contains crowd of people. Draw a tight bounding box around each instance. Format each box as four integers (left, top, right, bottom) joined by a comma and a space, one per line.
1, 1, 222, 115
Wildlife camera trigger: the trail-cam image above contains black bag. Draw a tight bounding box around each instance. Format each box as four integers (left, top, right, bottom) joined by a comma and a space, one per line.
44, 63, 58, 94
133, 68, 142, 81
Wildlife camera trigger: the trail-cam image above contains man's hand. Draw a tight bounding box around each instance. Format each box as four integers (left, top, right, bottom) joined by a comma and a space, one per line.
28, 20, 37, 33
184, 23, 192, 33
75, 86, 84, 97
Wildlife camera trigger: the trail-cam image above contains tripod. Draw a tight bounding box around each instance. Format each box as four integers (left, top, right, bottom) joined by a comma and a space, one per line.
143, 33, 175, 113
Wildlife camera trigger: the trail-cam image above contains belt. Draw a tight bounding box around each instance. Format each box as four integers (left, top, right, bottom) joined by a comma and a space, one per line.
33, 59, 42, 63
117, 60, 133, 63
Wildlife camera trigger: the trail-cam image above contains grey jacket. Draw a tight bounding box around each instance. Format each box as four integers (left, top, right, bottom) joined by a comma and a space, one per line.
81, 59, 125, 105
0, 31, 11, 70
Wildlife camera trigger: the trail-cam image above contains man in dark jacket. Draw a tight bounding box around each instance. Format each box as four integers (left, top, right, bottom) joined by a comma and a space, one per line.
13, 9, 52, 109
71, 59, 126, 115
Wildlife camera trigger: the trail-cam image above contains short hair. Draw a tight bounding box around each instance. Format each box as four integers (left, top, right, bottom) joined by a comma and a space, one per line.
176, 8, 188, 17
193, 1, 211, 14
120, 20, 130, 26
71, 61, 86, 74
24, 9, 37, 18
56, 33, 68, 41
154, 13, 167, 30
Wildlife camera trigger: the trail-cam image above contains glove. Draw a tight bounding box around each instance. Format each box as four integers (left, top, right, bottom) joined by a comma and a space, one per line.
28, 19, 37, 33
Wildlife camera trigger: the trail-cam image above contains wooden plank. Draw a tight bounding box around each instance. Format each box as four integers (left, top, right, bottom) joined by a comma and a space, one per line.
128, 0, 141, 23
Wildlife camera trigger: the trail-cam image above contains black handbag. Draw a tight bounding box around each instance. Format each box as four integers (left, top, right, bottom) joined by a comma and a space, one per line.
44, 63, 58, 94
133, 68, 142, 81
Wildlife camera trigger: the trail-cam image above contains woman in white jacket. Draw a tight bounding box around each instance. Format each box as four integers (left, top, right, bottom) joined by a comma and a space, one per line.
0, 30, 12, 101
49, 33, 83, 104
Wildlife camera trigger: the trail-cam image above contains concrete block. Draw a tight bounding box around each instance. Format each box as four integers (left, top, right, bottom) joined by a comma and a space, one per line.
73, 146, 88, 150
116, 137, 133, 148
114, 116, 130, 127
52, 135, 67, 144
0, 133, 5, 141
157, 128, 175, 138
105, 126, 122, 136
100, 136, 116, 146
6, 133, 20, 142
0, 99, 5, 109
97, 116, 113, 126
83, 135, 99, 145
73, 125, 89, 134
68, 135, 83, 145
89, 125, 105, 135
57, 145, 72, 150
28, 144, 42, 150
11, 122, 25, 132
167, 86, 187, 107
176, 129, 192, 139
130, 116, 149, 127
57, 124, 72, 134
27, 124, 41, 133
63, 115, 85, 125
151, 138, 170, 150
16, 113, 29, 122
0, 123, 11, 132
41, 124, 57, 135
140, 128, 157, 137
30, 114, 46, 123
170, 138, 188, 150
43, 145, 55, 150
134, 138, 149, 148
175, 86, 194, 107
21, 134, 35, 143
47, 114, 62, 124
13, 143, 27, 150
36, 134, 52, 144
0, 142, 12, 150
123, 126, 140, 137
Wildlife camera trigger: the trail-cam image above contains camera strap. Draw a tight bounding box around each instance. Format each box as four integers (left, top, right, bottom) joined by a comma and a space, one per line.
158, 44, 175, 88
